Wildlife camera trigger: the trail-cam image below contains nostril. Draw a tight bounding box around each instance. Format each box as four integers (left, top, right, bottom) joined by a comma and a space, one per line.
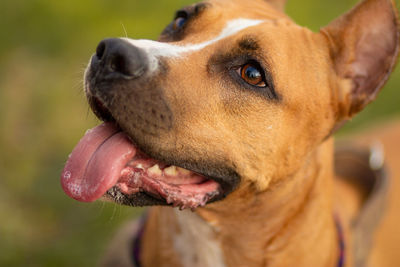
93, 38, 147, 79
96, 41, 106, 60
110, 54, 131, 76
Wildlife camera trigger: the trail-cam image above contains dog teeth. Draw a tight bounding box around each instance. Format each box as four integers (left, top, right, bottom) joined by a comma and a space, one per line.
148, 164, 162, 176
164, 165, 193, 177
177, 167, 191, 175
136, 163, 144, 170
164, 166, 178, 176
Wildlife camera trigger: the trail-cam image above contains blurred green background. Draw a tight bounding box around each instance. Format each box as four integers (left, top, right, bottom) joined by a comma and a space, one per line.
0, 0, 398, 266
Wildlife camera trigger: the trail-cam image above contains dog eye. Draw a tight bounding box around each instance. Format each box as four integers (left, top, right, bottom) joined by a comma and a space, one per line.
238, 63, 267, 87
173, 12, 188, 30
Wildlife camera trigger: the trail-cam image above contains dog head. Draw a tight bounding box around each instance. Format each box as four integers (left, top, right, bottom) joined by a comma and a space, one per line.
62, 0, 399, 210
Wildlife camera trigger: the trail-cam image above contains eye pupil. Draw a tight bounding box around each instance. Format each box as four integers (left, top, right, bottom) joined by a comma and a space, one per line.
240, 64, 265, 87
245, 66, 261, 80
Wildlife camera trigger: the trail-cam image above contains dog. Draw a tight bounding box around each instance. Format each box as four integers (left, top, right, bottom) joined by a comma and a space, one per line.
61, 0, 400, 266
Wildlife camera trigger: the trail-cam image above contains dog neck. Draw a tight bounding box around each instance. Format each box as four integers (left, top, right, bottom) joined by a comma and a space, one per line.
141, 138, 339, 267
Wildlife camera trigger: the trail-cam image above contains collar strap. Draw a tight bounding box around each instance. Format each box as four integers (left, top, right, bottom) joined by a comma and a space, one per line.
335, 216, 345, 267
131, 214, 147, 267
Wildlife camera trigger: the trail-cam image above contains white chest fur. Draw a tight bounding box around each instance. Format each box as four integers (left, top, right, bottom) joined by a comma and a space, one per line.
172, 209, 226, 267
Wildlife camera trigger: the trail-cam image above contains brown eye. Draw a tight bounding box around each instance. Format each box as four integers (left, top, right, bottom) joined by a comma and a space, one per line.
239, 63, 266, 87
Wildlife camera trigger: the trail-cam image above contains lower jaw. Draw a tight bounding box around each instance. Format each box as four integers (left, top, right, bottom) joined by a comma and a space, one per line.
107, 166, 222, 210
103, 188, 167, 207
104, 186, 220, 211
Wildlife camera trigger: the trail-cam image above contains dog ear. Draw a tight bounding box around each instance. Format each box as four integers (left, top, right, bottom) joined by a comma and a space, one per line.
264, 0, 287, 12
321, 0, 399, 120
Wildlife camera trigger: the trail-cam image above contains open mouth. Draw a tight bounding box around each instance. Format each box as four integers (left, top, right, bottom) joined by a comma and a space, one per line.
61, 122, 222, 210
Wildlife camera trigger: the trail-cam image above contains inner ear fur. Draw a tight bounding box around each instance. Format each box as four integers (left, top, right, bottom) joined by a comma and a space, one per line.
321, 0, 400, 118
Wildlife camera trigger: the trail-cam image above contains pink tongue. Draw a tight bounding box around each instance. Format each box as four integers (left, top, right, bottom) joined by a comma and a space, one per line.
61, 123, 136, 202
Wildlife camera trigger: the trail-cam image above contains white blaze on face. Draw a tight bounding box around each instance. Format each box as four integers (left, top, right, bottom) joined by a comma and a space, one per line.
121, 18, 264, 72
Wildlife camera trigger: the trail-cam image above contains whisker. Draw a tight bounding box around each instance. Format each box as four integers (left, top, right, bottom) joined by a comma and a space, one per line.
110, 204, 117, 222
121, 21, 128, 38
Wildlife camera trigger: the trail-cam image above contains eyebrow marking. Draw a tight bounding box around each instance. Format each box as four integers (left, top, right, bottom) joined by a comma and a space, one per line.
122, 18, 265, 72
238, 37, 260, 51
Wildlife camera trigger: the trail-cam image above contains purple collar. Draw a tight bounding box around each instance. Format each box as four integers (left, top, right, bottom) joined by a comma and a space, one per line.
131, 214, 147, 267
335, 216, 345, 267
132, 215, 345, 267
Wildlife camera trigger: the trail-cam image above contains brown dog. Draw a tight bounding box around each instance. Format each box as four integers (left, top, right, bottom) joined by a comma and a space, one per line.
61, 0, 400, 266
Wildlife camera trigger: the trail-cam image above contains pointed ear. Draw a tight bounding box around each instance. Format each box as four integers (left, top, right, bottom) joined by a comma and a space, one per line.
265, 0, 287, 12
321, 0, 399, 119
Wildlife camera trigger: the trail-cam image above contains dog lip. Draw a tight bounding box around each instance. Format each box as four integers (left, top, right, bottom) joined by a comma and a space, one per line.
117, 142, 240, 203
112, 152, 223, 210
87, 93, 116, 123
117, 170, 221, 210
125, 135, 234, 205
121, 146, 239, 202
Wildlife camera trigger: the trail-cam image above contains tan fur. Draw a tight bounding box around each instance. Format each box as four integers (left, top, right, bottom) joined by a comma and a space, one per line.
138, 139, 338, 266
98, 0, 400, 266
156, 3, 335, 191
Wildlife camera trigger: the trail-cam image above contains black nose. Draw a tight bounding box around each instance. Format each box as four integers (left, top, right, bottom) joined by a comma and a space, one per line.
94, 38, 147, 79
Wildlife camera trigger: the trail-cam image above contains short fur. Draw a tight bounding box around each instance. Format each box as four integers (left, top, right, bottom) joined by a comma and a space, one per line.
81, 0, 400, 266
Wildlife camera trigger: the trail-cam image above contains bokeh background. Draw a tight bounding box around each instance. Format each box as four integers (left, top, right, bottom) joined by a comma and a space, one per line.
0, 0, 399, 266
